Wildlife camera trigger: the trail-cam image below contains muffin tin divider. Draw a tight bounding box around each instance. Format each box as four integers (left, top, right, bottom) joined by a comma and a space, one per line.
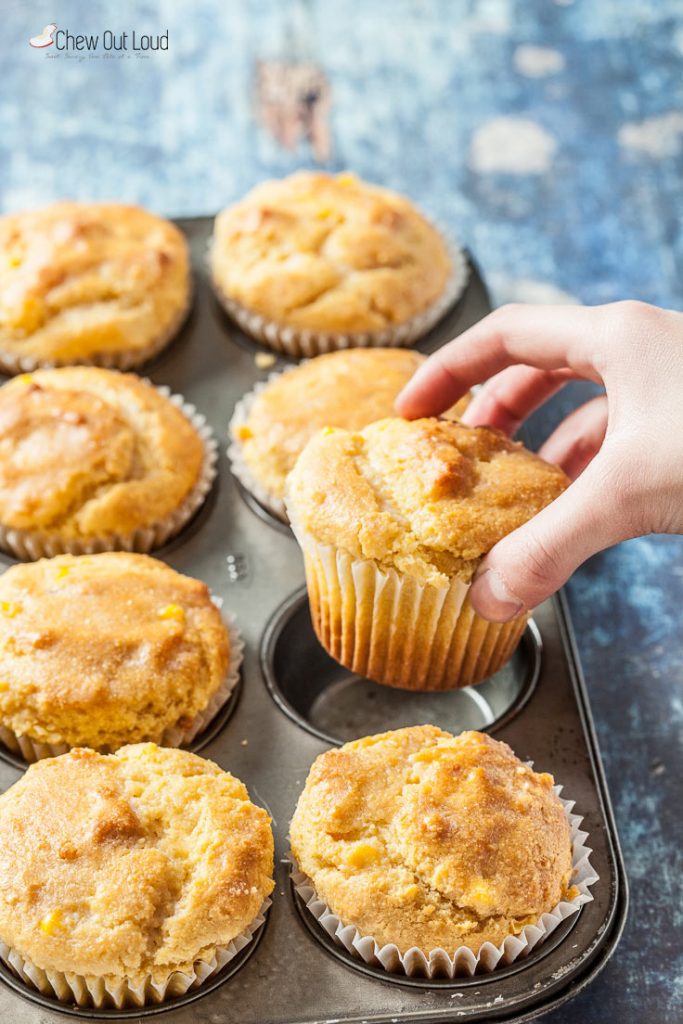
0, 216, 627, 1023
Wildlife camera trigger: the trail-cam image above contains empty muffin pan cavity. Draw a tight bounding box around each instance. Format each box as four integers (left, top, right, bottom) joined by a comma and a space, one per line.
260, 588, 541, 744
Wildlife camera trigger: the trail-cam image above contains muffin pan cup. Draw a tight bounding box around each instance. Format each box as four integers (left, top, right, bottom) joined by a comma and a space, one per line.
0, 898, 270, 1011
209, 231, 469, 358
227, 366, 292, 522
0, 289, 193, 376
0, 382, 218, 561
289, 778, 599, 979
0, 216, 627, 1024
0, 608, 244, 765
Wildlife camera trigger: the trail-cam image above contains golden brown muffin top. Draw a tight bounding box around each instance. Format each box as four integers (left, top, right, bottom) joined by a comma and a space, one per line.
291, 727, 574, 954
0, 553, 230, 748
0, 202, 190, 364
232, 348, 469, 501
211, 172, 451, 333
0, 367, 205, 539
286, 417, 569, 586
0, 744, 274, 981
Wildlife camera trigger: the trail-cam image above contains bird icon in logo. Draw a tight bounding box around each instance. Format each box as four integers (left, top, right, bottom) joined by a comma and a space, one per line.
29, 24, 57, 48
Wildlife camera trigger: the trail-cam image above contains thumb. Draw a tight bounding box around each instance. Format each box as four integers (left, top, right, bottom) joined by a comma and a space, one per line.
469, 454, 635, 621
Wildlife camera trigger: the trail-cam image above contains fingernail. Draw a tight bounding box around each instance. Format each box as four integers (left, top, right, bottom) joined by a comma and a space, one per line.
470, 569, 524, 622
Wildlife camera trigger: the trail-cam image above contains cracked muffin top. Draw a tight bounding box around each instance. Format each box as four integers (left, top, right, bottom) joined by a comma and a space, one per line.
0, 744, 274, 981
290, 726, 575, 954
210, 172, 452, 333
232, 348, 469, 502
0, 367, 205, 540
0, 553, 230, 749
285, 417, 569, 586
0, 202, 190, 367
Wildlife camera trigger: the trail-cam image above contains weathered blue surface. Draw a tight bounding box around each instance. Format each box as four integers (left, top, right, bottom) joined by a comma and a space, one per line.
1, 1, 682, 1019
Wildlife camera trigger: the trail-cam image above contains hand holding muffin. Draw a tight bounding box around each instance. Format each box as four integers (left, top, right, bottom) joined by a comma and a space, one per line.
286, 416, 568, 690
396, 300, 683, 620
229, 347, 469, 521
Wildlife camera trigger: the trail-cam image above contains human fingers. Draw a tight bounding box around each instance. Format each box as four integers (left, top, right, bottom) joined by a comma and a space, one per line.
468, 450, 636, 621
461, 365, 575, 434
395, 303, 605, 418
538, 395, 608, 480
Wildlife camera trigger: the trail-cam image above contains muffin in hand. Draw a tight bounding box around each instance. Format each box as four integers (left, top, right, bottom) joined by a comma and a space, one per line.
285, 417, 568, 690
0, 202, 190, 374
229, 347, 469, 522
291, 726, 582, 976
0, 745, 274, 1008
0, 552, 240, 762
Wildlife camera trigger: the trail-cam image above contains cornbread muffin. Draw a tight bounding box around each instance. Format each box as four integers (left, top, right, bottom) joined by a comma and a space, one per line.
0, 745, 274, 1007
0, 202, 190, 373
291, 727, 575, 958
229, 348, 470, 520
0, 367, 213, 558
286, 417, 568, 690
0, 553, 236, 760
211, 172, 462, 354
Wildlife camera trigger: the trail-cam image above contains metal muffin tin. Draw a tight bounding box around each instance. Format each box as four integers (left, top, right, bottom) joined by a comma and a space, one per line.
0, 216, 628, 1023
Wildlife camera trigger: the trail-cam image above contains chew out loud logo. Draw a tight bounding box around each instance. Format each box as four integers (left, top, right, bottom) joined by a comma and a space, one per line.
29, 25, 169, 51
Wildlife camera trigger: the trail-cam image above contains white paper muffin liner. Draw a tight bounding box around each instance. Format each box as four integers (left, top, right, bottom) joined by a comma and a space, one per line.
228, 365, 297, 523
0, 606, 243, 764
209, 233, 469, 357
162, 605, 244, 747
0, 381, 218, 561
286, 519, 528, 691
0, 291, 192, 376
0, 897, 270, 1009
291, 788, 598, 978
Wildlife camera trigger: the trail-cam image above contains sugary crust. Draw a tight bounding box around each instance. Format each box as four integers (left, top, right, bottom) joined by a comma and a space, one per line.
233, 349, 468, 501
0, 203, 190, 365
0, 744, 274, 981
0, 367, 205, 538
290, 727, 573, 954
0, 553, 230, 748
286, 417, 569, 586
211, 172, 452, 333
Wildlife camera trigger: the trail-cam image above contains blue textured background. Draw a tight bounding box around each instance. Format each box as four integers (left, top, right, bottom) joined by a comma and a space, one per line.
1, 1, 682, 1020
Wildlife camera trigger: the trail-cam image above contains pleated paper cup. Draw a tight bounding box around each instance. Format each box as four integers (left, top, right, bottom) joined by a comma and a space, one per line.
0, 291, 192, 377
210, 236, 468, 358
288, 521, 527, 691
161, 606, 244, 748
0, 607, 242, 764
0, 383, 217, 561
0, 898, 270, 1010
228, 366, 294, 524
291, 790, 598, 978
